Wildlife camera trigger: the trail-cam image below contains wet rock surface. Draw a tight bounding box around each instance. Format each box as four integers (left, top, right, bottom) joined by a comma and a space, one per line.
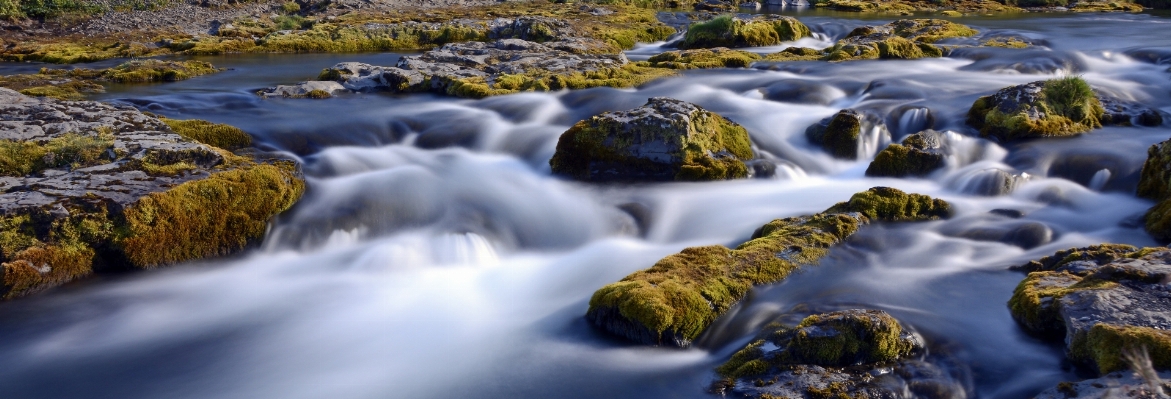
805, 109, 888, 160
713, 309, 969, 399
1009, 245, 1171, 374
963, 78, 1155, 142
549, 97, 754, 182
1034, 371, 1171, 399
866, 129, 946, 177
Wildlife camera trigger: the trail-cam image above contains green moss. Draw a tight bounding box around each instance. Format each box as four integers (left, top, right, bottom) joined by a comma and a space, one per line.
865, 132, 946, 177
940, 10, 962, 16
0, 0, 22, 19
716, 340, 770, 378
587, 187, 949, 345
0, 132, 115, 176
1013, 244, 1144, 273
1008, 271, 1118, 336
806, 110, 863, 159
161, 118, 253, 151
1137, 140, 1171, 201
1146, 199, 1171, 243
678, 15, 811, 49
825, 186, 952, 221
280, 1, 300, 14
968, 77, 1105, 141
983, 37, 1029, 48
0, 208, 113, 299
549, 99, 752, 182
647, 48, 762, 69
100, 59, 221, 83
1070, 323, 1171, 374
0, 41, 159, 64
1071, 1, 1145, 11
0, 73, 105, 100
119, 161, 304, 268
888, 19, 976, 43
789, 310, 913, 366
823, 0, 915, 12
305, 89, 332, 99
443, 63, 676, 99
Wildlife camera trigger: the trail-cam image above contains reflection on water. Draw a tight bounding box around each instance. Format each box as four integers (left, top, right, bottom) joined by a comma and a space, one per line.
0, 11, 1170, 399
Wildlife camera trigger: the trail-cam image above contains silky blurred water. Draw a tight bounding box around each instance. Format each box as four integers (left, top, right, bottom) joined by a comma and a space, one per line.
0, 11, 1170, 399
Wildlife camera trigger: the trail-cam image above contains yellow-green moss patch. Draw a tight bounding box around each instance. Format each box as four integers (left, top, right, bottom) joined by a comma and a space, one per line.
968, 77, 1105, 141
1071, 323, 1171, 374
647, 48, 762, 69
161, 118, 253, 151
0, 132, 115, 176
677, 15, 811, 49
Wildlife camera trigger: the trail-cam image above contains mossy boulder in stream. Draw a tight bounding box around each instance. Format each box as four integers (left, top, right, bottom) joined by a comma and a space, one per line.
0, 88, 304, 299
1139, 138, 1171, 243
866, 130, 947, 177
966, 77, 1105, 142
586, 187, 950, 347
677, 15, 811, 49
712, 309, 948, 399
1008, 244, 1171, 374
549, 97, 754, 182
0, 60, 222, 101
814, 19, 974, 62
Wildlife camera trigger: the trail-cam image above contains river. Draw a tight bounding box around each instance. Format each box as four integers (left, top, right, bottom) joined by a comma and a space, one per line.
1, 9, 1170, 399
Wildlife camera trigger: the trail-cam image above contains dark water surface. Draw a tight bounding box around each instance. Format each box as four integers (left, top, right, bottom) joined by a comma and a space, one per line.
1, 11, 1170, 399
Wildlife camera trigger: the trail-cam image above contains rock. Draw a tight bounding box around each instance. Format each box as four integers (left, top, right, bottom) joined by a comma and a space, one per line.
646, 47, 762, 69
548, 97, 754, 182
258, 80, 347, 99
866, 130, 947, 177
949, 168, 1029, 196
1034, 371, 1171, 399
694, 0, 738, 11
1139, 138, 1171, 243
711, 310, 969, 399
805, 109, 888, 160
1008, 245, 1171, 374
0, 88, 304, 299
966, 77, 1106, 142
677, 15, 810, 49
272, 38, 663, 99
586, 187, 950, 347
1098, 94, 1166, 127
820, 19, 974, 61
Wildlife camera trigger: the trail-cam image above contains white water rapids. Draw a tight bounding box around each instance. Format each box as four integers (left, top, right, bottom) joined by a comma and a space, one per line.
1, 10, 1171, 399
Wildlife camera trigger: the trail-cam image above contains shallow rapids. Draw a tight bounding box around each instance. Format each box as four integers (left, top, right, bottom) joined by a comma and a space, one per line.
2, 10, 1171, 399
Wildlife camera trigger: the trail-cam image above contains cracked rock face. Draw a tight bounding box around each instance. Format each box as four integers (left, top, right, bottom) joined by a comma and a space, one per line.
0, 88, 223, 216
1010, 245, 1171, 374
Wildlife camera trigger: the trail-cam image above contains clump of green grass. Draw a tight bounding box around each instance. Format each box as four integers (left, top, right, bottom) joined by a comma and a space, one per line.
0, 132, 115, 176
161, 118, 253, 151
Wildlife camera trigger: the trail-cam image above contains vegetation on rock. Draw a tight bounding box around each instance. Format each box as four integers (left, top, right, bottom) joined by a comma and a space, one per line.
586, 187, 950, 347
805, 109, 864, 159
676, 15, 811, 49
549, 97, 754, 182
1139, 139, 1171, 243
865, 130, 946, 177
161, 118, 253, 151
967, 77, 1105, 141
0, 60, 221, 100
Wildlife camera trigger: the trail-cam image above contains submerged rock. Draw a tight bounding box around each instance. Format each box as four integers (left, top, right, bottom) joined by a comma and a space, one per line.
866, 130, 947, 177
711, 309, 969, 399
0, 88, 304, 299
966, 77, 1105, 142
1139, 138, 1171, 243
804, 109, 891, 160
1035, 371, 1171, 399
261, 38, 673, 99
548, 97, 754, 182
1098, 95, 1166, 127
586, 187, 950, 347
1008, 245, 1171, 374
676, 15, 811, 49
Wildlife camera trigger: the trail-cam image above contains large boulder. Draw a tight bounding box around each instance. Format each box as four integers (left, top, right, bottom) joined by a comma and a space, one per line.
263, 38, 671, 99
711, 309, 966, 399
549, 97, 755, 182
586, 187, 950, 347
865, 130, 947, 177
966, 77, 1106, 142
0, 88, 304, 299
677, 15, 811, 49
1009, 245, 1171, 374
1139, 138, 1171, 243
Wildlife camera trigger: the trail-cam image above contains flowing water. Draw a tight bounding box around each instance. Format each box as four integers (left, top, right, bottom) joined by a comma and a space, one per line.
2, 10, 1171, 399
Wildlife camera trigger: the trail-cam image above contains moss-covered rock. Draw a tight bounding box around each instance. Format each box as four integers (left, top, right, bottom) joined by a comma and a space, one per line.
805, 109, 867, 160
161, 118, 253, 151
0, 89, 304, 299
549, 97, 754, 182
967, 77, 1106, 142
1138, 138, 1171, 243
677, 15, 811, 49
865, 130, 947, 177
1008, 245, 1171, 374
646, 47, 762, 69
586, 187, 950, 347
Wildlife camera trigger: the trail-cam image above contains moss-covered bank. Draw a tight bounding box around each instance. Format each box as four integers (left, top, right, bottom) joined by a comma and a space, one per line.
677, 15, 811, 49
586, 187, 950, 347
1138, 138, 1171, 243
0, 60, 221, 100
